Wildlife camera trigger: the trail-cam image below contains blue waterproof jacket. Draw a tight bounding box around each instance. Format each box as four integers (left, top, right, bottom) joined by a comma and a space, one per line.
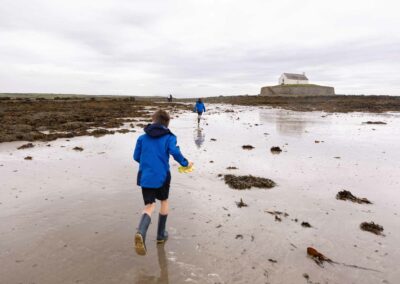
194, 101, 206, 113
133, 123, 189, 188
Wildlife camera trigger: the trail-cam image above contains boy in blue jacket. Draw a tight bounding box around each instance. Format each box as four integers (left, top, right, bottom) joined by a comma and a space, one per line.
194, 98, 206, 124
133, 110, 192, 255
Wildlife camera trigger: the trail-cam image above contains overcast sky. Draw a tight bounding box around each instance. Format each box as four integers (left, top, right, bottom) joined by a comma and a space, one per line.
1, 0, 399, 97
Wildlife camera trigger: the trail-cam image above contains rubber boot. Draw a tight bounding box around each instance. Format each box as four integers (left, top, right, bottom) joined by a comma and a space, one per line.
157, 214, 169, 244
135, 213, 151, 255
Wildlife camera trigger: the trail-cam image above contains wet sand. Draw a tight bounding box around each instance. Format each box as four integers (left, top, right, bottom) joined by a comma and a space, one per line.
1, 105, 400, 283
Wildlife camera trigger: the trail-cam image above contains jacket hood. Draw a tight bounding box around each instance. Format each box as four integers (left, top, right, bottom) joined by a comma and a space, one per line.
144, 123, 172, 137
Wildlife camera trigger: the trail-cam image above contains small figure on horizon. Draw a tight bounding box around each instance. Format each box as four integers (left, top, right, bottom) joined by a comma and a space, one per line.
167, 94, 173, 102
193, 98, 206, 125
133, 110, 192, 256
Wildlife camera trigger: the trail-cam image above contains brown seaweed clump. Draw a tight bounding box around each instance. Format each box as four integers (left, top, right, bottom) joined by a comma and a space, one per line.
90, 129, 115, 137
73, 146, 84, 151
224, 174, 276, 190
242, 145, 254, 150
360, 222, 384, 235
363, 121, 387, 125
116, 129, 130, 134
336, 190, 372, 204
270, 146, 282, 154
0, 98, 190, 143
235, 198, 248, 208
301, 222, 312, 228
307, 247, 333, 267
226, 166, 238, 170
18, 143, 34, 150
265, 210, 289, 217
265, 210, 288, 222
24, 156, 33, 160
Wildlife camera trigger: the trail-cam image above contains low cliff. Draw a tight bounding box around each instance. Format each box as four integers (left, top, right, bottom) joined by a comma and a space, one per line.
260, 84, 335, 96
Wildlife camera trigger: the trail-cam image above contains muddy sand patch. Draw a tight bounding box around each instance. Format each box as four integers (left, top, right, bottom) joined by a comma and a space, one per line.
224, 174, 276, 190
336, 190, 372, 204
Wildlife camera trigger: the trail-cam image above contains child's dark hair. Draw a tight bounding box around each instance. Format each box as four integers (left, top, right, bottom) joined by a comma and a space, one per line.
152, 110, 170, 127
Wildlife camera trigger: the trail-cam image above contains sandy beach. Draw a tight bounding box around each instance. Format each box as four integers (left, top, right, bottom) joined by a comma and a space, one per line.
1, 104, 400, 284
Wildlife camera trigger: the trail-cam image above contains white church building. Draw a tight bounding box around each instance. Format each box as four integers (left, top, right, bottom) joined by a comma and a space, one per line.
279, 73, 309, 85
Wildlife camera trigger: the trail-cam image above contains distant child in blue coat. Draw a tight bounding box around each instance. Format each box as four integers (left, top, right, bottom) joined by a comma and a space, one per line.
133, 110, 192, 255
194, 98, 206, 124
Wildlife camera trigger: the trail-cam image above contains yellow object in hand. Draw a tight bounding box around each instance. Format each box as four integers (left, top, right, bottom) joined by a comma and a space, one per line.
178, 165, 194, 173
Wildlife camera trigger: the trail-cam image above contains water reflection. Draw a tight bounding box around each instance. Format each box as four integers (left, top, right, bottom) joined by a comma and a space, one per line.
259, 110, 308, 137
194, 127, 205, 148
135, 245, 169, 284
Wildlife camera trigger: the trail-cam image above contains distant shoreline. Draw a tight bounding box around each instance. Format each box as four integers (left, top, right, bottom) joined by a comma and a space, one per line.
1, 93, 400, 114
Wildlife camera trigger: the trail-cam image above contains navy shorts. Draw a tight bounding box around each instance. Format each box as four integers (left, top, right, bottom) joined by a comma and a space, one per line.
141, 172, 171, 205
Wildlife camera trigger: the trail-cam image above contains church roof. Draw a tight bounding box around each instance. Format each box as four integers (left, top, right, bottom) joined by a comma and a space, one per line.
283, 73, 308, 80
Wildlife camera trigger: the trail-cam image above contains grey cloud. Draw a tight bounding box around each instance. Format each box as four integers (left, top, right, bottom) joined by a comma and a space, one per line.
0, 0, 399, 96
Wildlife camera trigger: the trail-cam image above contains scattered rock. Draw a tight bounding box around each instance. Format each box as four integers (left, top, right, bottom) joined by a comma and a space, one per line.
17, 143, 34, 150
73, 147, 84, 151
24, 156, 33, 160
268, 259, 277, 263
336, 190, 372, 204
334, 156, 341, 159
301, 222, 312, 228
210, 138, 217, 141
224, 174, 276, 190
216, 224, 222, 229
363, 121, 387, 125
314, 140, 320, 143
242, 145, 254, 150
235, 198, 248, 208
209, 160, 214, 163
270, 146, 282, 154
307, 247, 333, 267
235, 234, 243, 239
360, 222, 384, 235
